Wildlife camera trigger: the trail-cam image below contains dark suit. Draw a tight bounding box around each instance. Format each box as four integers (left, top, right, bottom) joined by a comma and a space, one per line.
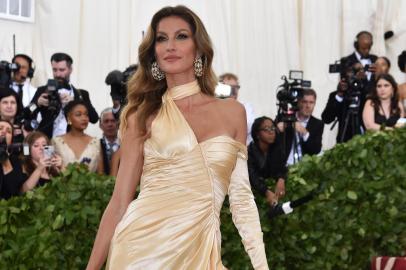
247, 135, 288, 197
31, 85, 98, 138
283, 116, 324, 162
343, 52, 377, 70
100, 138, 110, 175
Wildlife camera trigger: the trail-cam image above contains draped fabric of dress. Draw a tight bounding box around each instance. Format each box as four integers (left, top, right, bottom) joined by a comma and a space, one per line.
107, 81, 268, 270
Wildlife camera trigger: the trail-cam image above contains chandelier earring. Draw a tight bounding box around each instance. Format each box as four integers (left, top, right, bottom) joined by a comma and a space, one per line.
194, 57, 203, 77
151, 61, 165, 81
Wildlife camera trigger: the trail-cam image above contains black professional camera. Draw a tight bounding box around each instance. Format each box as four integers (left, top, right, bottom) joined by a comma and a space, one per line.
105, 64, 138, 107
276, 70, 311, 122
0, 136, 26, 163
0, 61, 20, 89
45, 79, 63, 113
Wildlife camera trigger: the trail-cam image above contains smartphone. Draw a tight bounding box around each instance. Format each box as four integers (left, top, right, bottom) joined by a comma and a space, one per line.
43, 145, 55, 159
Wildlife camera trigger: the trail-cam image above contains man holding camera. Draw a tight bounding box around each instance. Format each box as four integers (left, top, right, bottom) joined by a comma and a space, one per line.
322, 31, 377, 143
278, 89, 324, 165
10, 54, 37, 107
31, 53, 98, 138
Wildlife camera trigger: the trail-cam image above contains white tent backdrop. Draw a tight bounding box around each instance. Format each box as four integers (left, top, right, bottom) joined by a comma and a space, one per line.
1, 0, 405, 149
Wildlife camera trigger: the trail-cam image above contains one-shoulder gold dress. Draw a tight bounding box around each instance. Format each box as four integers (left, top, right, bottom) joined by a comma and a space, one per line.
106, 81, 269, 270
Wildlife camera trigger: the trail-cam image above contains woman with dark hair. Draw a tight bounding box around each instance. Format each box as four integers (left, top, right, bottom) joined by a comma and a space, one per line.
20, 131, 63, 192
363, 73, 405, 131
87, 5, 268, 270
0, 89, 26, 143
0, 120, 26, 200
398, 51, 406, 110
248, 116, 287, 205
375, 56, 391, 76
52, 100, 103, 173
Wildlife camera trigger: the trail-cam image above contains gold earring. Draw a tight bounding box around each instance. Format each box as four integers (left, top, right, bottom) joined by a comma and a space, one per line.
194, 57, 203, 77
151, 61, 165, 81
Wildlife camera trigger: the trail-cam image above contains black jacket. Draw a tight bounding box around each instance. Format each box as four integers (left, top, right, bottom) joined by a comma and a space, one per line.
343, 52, 378, 72
283, 116, 324, 159
31, 85, 98, 138
247, 138, 287, 197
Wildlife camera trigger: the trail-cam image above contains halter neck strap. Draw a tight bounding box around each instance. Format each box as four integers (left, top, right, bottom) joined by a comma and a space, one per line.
168, 80, 201, 100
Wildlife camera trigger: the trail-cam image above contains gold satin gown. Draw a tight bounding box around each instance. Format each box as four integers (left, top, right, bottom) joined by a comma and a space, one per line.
107, 81, 269, 270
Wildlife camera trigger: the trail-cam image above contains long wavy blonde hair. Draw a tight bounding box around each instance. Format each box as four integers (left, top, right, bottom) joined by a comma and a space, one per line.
120, 5, 218, 134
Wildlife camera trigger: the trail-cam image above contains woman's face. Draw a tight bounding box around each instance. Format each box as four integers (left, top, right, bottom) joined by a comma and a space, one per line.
0, 96, 17, 120
375, 57, 390, 75
68, 104, 89, 131
376, 78, 394, 100
155, 16, 197, 79
257, 119, 276, 145
31, 137, 47, 162
0, 121, 13, 145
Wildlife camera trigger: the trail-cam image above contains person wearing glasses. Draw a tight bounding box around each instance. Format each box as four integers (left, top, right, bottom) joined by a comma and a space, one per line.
248, 116, 287, 205
219, 73, 256, 144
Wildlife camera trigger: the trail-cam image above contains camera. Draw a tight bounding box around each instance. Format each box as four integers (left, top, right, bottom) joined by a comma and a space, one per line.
105, 64, 138, 107
276, 70, 311, 122
0, 136, 28, 163
0, 60, 20, 89
45, 79, 62, 113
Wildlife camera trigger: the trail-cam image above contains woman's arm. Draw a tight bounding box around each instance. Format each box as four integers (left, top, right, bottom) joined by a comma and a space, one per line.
362, 100, 381, 131
21, 158, 49, 193
86, 113, 145, 270
227, 101, 269, 270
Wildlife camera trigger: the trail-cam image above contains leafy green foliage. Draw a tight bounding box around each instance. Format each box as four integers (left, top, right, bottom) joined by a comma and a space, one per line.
0, 164, 114, 269
221, 128, 406, 269
1, 128, 406, 269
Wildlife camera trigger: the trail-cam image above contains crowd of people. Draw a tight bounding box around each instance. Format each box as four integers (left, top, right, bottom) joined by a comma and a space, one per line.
0, 53, 121, 200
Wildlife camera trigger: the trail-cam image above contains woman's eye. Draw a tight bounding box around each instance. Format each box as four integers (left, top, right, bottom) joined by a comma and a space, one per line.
177, 33, 188, 40
156, 36, 167, 42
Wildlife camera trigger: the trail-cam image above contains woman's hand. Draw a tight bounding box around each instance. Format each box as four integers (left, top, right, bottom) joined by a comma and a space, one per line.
275, 178, 286, 198
38, 157, 52, 170
265, 190, 278, 206
51, 154, 63, 170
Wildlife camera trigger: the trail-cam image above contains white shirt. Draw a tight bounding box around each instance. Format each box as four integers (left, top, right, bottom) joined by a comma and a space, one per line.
286, 115, 310, 165
355, 51, 372, 81
11, 80, 37, 107
52, 87, 75, 138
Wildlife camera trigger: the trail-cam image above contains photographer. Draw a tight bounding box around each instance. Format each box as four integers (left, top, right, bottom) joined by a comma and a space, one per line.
0, 89, 27, 143
248, 116, 287, 206
0, 120, 26, 200
20, 131, 63, 193
322, 61, 371, 142
31, 53, 98, 138
278, 89, 324, 165
10, 54, 37, 107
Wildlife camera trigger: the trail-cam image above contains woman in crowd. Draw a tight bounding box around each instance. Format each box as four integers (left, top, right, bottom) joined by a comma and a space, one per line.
397, 51, 406, 110
53, 100, 103, 173
363, 73, 404, 131
87, 5, 268, 270
0, 120, 26, 200
20, 131, 63, 193
0, 89, 26, 143
375, 56, 391, 77
248, 116, 287, 206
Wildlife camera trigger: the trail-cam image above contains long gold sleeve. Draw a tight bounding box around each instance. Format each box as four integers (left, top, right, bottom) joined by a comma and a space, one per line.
228, 151, 269, 270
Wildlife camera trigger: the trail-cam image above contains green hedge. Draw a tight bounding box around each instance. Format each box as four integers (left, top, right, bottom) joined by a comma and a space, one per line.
1, 128, 406, 269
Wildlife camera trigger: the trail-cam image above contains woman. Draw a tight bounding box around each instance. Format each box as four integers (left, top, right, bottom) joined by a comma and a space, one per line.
87, 5, 268, 270
0, 89, 26, 143
0, 120, 26, 200
20, 131, 63, 193
52, 100, 103, 173
375, 56, 391, 76
363, 74, 404, 131
397, 51, 406, 110
248, 117, 287, 206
